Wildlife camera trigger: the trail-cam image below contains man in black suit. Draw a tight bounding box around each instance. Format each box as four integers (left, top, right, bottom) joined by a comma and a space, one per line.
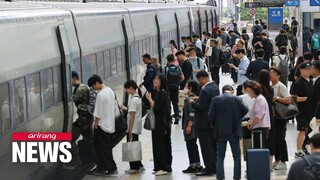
303, 61, 320, 154
246, 49, 269, 81
208, 85, 248, 180
190, 71, 220, 176
209, 39, 221, 86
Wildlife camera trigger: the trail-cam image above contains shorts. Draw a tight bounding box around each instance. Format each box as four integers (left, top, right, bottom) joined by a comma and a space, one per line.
296, 117, 309, 131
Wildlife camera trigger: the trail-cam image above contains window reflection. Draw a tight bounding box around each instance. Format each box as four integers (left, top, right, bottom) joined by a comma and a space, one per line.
0, 83, 10, 132
14, 78, 27, 125
29, 73, 42, 119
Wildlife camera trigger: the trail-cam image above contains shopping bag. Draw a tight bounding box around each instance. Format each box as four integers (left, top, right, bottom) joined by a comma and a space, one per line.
122, 141, 142, 162
144, 109, 155, 131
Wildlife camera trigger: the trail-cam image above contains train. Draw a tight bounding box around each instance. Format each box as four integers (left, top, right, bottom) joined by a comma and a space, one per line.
0, 1, 218, 179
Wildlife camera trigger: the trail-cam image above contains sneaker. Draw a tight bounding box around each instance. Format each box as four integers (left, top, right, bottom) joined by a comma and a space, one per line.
88, 165, 98, 174
139, 166, 146, 172
302, 146, 310, 155
274, 162, 287, 170
154, 170, 168, 176
272, 161, 279, 169
197, 166, 203, 172
125, 169, 140, 174
165, 166, 172, 172
294, 151, 305, 159
92, 169, 118, 176
182, 166, 198, 173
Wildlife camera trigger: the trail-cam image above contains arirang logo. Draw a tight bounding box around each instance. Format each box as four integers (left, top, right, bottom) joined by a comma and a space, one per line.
12, 132, 72, 163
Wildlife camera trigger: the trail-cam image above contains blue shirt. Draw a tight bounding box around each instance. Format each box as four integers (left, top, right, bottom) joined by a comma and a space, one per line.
237, 56, 250, 86
189, 56, 205, 79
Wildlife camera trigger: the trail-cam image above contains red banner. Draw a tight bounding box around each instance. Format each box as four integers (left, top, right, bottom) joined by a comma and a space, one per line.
12, 132, 72, 141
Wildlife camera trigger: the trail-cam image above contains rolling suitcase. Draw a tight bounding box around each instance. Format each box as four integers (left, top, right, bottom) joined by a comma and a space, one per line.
246, 130, 270, 180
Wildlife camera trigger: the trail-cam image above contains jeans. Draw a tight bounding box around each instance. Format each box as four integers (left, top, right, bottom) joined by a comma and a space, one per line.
168, 87, 179, 118
186, 138, 201, 164
216, 136, 241, 180
126, 133, 143, 170
274, 119, 289, 162
94, 126, 117, 171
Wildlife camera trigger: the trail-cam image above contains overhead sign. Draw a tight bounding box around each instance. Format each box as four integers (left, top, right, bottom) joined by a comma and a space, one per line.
250, 8, 257, 16
286, 0, 300, 6
245, 1, 284, 7
310, 0, 320, 6
268, 8, 284, 30
301, 0, 319, 12
245, 2, 261, 8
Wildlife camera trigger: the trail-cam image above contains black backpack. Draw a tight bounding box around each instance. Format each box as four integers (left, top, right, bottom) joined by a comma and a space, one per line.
164, 65, 181, 88
276, 34, 288, 47
253, 25, 261, 36
302, 155, 320, 180
265, 39, 273, 55
219, 49, 226, 65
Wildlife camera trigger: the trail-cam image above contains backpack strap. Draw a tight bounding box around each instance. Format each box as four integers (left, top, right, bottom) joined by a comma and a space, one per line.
303, 155, 315, 168
197, 57, 200, 69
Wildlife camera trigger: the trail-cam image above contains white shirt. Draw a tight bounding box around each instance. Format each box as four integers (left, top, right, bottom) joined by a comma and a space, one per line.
313, 76, 320, 85
195, 39, 202, 50
272, 54, 289, 68
94, 87, 115, 133
205, 40, 212, 56
239, 93, 254, 118
127, 95, 142, 134
272, 81, 290, 98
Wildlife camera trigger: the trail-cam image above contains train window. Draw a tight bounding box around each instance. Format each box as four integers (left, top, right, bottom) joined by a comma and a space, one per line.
43, 69, 54, 110
116, 47, 122, 73
74, 57, 82, 82
0, 83, 11, 133
14, 78, 27, 125
110, 48, 117, 76
82, 54, 97, 83
104, 50, 111, 79
97, 52, 104, 80
55, 66, 63, 103
29, 73, 42, 119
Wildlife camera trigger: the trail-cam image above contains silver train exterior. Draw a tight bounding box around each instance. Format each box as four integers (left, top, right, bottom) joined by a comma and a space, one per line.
0, 2, 218, 179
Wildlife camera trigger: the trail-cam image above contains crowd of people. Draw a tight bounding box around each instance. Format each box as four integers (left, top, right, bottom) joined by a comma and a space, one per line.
68, 18, 320, 179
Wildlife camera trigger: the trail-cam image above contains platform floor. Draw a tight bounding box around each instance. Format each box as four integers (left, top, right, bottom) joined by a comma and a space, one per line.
84, 72, 300, 180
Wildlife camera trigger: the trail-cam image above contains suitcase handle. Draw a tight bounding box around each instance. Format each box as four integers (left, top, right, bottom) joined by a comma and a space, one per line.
251, 130, 263, 148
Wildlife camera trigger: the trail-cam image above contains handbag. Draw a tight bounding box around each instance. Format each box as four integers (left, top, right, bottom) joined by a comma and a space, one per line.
274, 85, 299, 119
122, 141, 142, 162
144, 108, 155, 131
114, 92, 127, 133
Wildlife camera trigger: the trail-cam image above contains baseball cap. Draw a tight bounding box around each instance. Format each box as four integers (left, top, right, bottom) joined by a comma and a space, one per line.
300, 62, 312, 69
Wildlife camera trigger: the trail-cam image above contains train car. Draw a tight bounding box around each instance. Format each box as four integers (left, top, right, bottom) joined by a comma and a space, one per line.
0, 3, 78, 179
0, 1, 218, 179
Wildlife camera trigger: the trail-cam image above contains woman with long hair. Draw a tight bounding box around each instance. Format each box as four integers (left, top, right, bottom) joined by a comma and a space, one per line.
146, 74, 170, 176
169, 40, 179, 65
258, 70, 275, 171
123, 80, 144, 174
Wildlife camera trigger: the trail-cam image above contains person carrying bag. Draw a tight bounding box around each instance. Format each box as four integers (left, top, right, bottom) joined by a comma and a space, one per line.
121, 80, 145, 174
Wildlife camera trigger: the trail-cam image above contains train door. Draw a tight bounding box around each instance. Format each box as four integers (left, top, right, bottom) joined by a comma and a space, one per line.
56, 25, 74, 132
